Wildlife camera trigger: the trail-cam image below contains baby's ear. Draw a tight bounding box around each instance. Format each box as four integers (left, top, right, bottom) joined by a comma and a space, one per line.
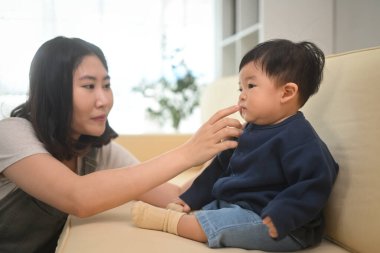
281, 82, 298, 103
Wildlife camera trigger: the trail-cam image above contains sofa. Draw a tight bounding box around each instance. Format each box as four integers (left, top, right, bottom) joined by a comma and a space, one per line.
56, 46, 380, 253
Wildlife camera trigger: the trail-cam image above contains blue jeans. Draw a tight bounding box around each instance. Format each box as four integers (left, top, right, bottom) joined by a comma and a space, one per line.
194, 200, 302, 252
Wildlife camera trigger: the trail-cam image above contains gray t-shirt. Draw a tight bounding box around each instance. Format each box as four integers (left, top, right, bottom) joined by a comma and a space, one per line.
0, 117, 139, 200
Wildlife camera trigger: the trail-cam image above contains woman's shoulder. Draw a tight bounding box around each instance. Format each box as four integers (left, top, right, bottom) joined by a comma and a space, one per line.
0, 117, 36, 139
0, 117, 31, 128
0, 117, 45, 146
0, 117, 48, 173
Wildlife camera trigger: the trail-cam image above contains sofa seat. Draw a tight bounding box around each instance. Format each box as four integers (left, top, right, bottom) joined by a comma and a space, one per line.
56, 202, 349, 253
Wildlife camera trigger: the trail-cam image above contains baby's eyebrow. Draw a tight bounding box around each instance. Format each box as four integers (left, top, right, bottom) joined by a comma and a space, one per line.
239, 76, 257, 85
245, 75, 257, 82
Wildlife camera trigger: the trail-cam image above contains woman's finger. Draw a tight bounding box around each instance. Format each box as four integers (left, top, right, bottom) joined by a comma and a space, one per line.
182, 105, 243, 166
217, 125, 242, 141
211, 117, 243, 134
206, 105, 240, 125
213, 127, 243, 150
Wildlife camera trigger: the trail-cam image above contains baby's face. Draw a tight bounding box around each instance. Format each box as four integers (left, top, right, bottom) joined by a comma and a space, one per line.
238, 62, 284, 125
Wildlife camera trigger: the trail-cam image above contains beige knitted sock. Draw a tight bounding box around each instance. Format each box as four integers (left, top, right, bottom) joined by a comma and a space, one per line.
131, 201, 185, 235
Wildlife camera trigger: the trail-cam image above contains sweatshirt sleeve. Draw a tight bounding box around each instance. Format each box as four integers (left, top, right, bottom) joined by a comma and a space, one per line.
180, 148, 234, 210
261, 140, 338, 239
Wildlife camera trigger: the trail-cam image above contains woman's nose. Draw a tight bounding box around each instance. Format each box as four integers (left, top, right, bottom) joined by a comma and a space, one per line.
95, 89, 111, 108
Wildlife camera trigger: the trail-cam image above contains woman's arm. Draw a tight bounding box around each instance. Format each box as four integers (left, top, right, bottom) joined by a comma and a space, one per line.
137, 159, 212, 207
4, 105, 242, 217
137, 182, 182, 207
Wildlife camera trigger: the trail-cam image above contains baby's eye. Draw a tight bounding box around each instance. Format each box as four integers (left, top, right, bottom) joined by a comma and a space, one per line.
238, 87, 243, 92
248, 83, 256, 89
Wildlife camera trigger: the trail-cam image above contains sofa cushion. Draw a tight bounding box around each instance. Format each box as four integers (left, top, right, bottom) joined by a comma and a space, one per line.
56, 201, 349, 253
301, 47, 380, 253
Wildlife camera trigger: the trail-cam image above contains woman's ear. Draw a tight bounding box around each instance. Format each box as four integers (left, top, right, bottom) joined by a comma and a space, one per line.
281, 82, 298, 103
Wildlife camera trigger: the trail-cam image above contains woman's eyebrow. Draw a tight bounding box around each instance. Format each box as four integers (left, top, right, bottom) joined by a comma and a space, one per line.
79, 75, 110, 81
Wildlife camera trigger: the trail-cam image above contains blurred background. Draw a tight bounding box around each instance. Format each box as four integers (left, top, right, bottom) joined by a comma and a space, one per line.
1, 0, 379, 134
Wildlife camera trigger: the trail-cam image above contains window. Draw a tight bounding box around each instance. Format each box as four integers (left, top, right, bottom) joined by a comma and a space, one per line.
0, 0, 215, 133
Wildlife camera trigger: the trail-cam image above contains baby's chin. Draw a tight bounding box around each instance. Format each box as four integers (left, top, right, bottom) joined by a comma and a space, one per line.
239, 109, 246, 118
239, 110, 249, 122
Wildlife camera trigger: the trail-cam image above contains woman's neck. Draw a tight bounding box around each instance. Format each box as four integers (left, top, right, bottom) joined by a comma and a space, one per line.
62, 157, 77, 173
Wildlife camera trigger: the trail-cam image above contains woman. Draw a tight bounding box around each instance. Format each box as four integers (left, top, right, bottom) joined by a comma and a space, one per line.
0, 36, 242, 252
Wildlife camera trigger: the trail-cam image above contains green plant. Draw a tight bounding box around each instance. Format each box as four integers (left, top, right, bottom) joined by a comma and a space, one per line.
132, 60, 201, 131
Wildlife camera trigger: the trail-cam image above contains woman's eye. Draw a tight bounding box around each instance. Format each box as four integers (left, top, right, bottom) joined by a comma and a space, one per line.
104, 83, 111, 89
83, 84, 95, 89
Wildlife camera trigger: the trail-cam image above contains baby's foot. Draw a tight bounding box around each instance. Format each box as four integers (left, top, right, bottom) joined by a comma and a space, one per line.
131, 201, 185, 235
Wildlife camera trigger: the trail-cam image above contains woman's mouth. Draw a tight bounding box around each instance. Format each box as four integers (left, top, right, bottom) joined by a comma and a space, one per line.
91, 115, 107, 122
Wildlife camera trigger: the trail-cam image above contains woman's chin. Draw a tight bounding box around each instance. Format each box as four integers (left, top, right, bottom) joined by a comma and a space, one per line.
86, 128, 106, 137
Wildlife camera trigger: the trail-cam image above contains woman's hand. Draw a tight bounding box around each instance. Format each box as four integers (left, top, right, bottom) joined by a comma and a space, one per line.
182, 105, 243, 167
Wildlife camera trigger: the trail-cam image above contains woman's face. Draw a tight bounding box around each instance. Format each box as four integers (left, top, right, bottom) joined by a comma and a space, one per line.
71, 55, 113, 139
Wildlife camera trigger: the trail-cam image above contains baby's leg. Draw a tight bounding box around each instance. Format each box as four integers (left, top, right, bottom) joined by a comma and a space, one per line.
177, 214, 207, 242
131, 201, 206, 242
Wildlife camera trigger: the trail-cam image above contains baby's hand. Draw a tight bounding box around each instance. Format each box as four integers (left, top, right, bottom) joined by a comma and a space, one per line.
166, 198, 191, 213
262, 216, 278, 238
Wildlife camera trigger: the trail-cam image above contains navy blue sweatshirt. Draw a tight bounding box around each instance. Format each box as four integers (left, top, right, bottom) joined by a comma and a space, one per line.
180, 112, 339, 246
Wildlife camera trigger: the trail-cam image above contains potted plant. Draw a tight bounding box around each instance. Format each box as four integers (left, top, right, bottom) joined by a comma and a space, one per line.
132, 59, 201, 131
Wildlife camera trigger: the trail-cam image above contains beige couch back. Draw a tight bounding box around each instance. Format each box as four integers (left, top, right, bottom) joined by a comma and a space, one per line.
200, 47, 380, 253
115, 134, 191, 162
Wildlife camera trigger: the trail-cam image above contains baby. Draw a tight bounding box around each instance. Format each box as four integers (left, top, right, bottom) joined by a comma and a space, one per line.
131, 39, 339, 251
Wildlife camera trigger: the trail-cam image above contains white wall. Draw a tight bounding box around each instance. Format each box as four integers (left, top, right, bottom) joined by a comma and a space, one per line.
261, 0, 380, 55
262, 0, 334, 54
334, 0, 380, 53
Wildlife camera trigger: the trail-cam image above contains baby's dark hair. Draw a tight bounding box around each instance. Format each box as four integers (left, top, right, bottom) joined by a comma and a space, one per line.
239, 39, 325, 107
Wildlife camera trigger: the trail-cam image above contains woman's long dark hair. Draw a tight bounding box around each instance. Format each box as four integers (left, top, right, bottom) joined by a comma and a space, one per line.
11, 36, 117, 161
